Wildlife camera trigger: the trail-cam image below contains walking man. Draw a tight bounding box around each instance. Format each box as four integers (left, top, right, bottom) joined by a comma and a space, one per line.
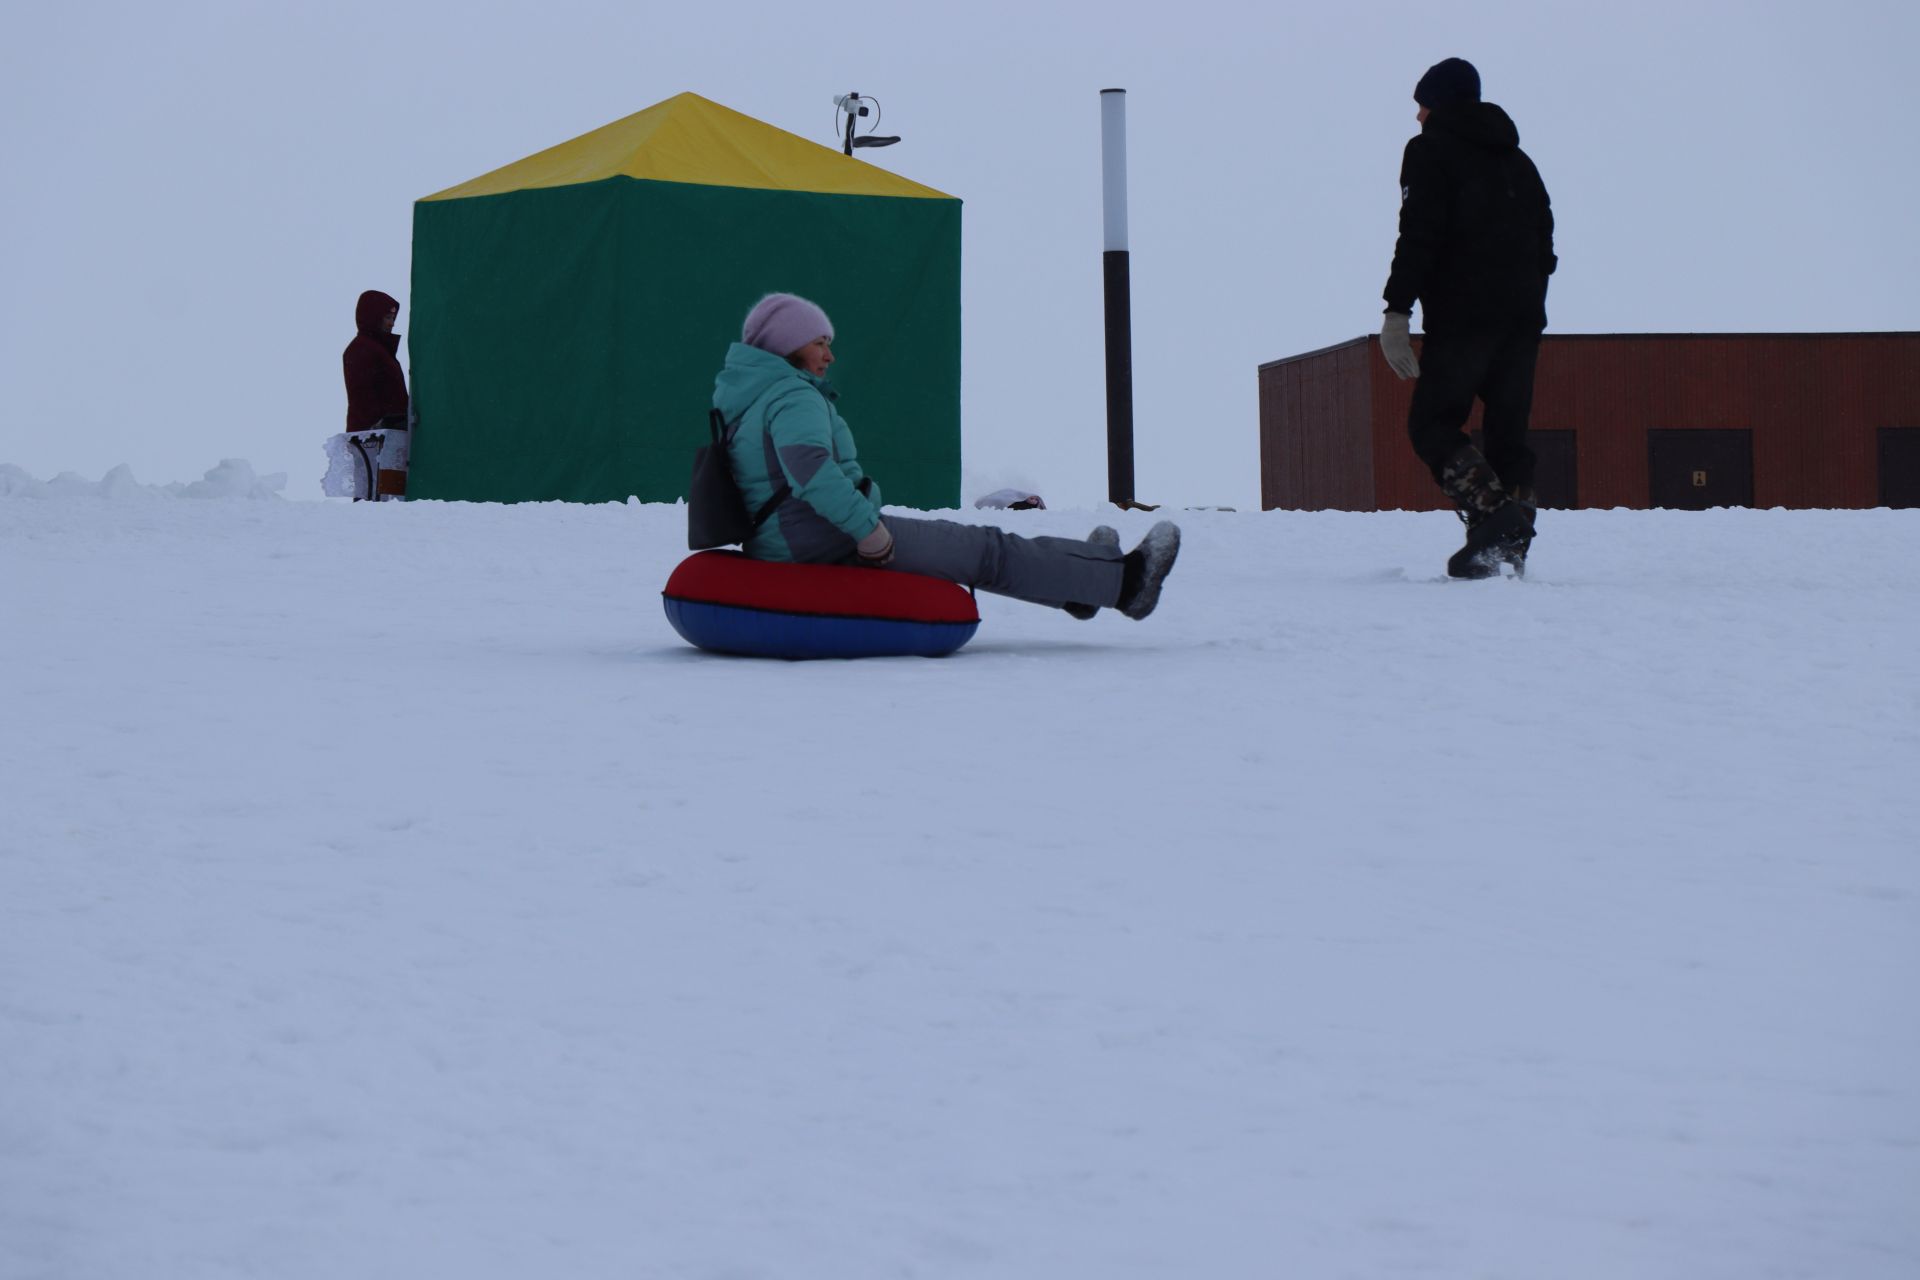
1380, 58, 1556, 577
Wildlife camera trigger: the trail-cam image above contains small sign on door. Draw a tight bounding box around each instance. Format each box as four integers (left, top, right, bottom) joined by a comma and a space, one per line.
1693, 470, 1708, 487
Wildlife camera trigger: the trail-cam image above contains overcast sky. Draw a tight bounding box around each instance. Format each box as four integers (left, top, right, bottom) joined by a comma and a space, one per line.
3, 0, 1913, 508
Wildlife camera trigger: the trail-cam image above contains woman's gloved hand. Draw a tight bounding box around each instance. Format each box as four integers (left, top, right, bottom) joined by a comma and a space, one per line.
856, 520, 895, 567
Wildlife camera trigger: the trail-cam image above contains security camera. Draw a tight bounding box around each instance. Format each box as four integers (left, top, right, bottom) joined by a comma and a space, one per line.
833, 93, 870, 118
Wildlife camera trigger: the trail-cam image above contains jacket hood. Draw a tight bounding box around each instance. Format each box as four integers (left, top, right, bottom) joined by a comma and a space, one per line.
355, 290, 401, 337
713, 341, 831, 420
1424, 101, 1520, 151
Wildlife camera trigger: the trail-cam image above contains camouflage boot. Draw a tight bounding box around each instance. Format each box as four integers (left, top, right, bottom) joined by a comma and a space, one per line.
1437, 445, 1530, 580
1500, 484, 1538, 577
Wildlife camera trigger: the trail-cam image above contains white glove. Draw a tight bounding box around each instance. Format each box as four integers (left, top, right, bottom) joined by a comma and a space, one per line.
856, 520, 895, 566
1381, 311, 1421, 380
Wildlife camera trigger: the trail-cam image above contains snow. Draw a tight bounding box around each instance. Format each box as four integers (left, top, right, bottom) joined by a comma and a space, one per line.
5, 468, 1918, 1279
0, 459, 288, 502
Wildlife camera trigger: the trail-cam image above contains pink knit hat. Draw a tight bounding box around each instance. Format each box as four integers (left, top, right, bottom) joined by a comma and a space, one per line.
742, 293, 834, 357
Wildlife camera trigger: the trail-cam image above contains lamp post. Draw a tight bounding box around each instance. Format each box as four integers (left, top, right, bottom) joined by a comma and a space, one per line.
1100, 88, 1135, 507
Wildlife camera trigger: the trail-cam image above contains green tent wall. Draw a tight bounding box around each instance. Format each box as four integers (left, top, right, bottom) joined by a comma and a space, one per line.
406, 94, 962, 507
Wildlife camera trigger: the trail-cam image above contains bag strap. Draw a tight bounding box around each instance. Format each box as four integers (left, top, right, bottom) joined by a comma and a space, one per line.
347, 434, 378, 502
711, 408, 792, 531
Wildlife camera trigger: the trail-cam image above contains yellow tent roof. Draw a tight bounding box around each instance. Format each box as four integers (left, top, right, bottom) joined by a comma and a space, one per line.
422, 92, 953, 202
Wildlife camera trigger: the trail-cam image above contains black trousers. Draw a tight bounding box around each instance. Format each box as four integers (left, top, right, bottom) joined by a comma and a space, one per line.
1406, 325, 1543, 492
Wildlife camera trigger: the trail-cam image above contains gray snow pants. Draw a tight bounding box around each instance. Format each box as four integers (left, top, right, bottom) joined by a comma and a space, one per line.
875, 515, 1124, 611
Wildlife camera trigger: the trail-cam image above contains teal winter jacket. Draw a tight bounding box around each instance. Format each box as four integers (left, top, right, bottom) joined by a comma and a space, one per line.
711, 342, 884, 563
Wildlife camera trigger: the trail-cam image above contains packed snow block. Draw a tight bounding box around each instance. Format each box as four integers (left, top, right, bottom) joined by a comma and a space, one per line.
662, 551, 979, 660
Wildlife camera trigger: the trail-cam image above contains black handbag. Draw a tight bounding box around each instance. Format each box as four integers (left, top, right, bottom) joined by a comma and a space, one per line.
688, 408, 791, 550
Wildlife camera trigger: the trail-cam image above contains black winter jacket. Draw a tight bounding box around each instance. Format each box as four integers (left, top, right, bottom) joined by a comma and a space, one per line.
1383, 102, 1556, 334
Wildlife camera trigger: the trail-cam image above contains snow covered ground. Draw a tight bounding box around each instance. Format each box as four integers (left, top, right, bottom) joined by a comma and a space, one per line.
5, 468, 1918, 1279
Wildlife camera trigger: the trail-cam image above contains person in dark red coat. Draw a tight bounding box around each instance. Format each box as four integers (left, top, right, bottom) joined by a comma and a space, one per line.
343, 290, 409, 431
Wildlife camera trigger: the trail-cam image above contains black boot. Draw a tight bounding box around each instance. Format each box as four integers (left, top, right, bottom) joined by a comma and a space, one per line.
1446, 505, 1530, 578
1437, 445, 1529, 580
1115, 521, 1181, 620
1064, 525, 1120, 620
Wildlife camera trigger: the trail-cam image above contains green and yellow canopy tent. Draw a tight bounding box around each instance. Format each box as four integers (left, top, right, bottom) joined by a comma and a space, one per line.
406, 92, 961, 506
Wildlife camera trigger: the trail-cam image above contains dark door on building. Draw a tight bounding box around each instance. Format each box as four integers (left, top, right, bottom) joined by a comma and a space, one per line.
1880, 428, 1920, 508
1468, 428, 1577, 507
1648, 429, 1753, 509
1531, 430, 1578, 509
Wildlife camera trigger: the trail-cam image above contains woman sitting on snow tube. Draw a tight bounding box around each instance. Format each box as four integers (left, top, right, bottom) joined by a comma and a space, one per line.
714, 293, 1182, 619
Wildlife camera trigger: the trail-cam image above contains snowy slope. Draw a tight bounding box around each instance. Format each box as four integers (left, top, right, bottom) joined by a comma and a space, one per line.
4, 475, 1918, 1279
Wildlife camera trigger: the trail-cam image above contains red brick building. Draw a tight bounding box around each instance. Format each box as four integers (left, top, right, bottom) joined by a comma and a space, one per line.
1258, 332, 1920, 511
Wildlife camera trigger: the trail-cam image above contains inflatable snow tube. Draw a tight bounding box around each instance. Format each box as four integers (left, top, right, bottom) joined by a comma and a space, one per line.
662, 551, 980, 660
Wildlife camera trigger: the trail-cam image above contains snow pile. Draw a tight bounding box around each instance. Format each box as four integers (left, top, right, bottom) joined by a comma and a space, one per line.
0, 458, 287, 500
164, 457, 288, 499
3, 497, 1917, 1279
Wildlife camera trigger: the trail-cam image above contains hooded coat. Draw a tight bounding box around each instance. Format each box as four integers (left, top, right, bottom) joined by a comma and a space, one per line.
1383, 102, 1556, 334
711, 342, 883, 563
343, 290, 409, 431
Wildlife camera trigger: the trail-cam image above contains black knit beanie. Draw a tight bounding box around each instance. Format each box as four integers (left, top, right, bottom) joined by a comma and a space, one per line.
1414, 58, 1481, 109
